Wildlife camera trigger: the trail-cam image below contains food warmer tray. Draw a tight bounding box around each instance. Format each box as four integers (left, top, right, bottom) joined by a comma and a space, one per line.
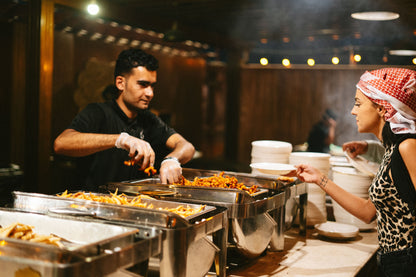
102, 168, 292, 259
0, 208, 162, 277
12, 191, 228, 277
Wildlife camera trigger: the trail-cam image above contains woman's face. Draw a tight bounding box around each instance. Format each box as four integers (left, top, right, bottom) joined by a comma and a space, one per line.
351, 89, 385, 137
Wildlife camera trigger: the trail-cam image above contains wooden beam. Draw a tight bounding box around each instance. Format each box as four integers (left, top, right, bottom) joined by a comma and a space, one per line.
25, 0, 54, 193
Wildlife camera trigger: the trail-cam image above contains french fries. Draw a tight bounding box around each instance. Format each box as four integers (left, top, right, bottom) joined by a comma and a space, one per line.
173, 172, 259, 194
276, 176, 295, 182
144, 166, 157, 176
0, 223, 63, 247
57, 189, 204, 218
124, 159, 157, 177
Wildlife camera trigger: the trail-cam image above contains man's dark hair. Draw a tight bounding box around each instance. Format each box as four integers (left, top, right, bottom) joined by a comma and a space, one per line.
114, 48, 159, 79
323, 109, 337, 121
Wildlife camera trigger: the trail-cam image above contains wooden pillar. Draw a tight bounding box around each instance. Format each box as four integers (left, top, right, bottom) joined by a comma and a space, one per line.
224, 48, 242, 162
25, 0, 54, 193
11, 22, 27, 168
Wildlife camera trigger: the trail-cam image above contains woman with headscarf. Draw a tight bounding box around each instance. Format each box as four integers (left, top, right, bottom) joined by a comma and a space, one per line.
296, 68, 416, 277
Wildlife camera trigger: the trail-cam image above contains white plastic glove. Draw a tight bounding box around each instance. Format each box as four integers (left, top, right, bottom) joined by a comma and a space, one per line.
159, 157, 182, 184
115, 132, 155, 170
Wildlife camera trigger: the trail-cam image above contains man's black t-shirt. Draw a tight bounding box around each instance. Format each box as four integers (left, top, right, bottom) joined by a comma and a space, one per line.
307, 121, 330, 153
67, 100, 176, 191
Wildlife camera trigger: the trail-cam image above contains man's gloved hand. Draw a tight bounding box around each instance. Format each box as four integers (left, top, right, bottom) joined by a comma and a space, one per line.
159, 157, 182, 184
115, 132, 155, 170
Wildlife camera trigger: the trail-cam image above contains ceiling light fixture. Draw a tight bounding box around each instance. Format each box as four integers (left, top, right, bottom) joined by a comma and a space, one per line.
307, 58, 315, 66
388, 50, 416, 56
351, 11, 399, 21
87, 1, 99, 16
259, 57, 268, 66
282, 59, 290, 67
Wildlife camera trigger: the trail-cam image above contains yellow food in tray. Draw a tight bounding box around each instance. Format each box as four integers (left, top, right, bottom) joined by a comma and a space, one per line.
0, 222, 63, 247
173, 171, 259, 194
57, 190, 205, 218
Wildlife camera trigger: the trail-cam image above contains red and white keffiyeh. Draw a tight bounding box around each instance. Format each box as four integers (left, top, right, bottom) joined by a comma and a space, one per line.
356, 68, 416, 134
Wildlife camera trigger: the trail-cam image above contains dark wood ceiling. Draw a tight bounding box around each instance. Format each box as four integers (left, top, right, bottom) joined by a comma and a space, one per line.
2, 0, 416, 64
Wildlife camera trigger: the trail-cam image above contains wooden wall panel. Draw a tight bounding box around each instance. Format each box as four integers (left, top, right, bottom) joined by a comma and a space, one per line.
236, 66, 378, 166
0, 22, 13, 167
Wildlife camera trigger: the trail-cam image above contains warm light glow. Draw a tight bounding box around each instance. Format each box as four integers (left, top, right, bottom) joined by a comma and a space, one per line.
383, 55, 388, 63
354, 54, 361, 62
260, 57, 269, 66
282, 59, 290, 67
351, 11, 399, 21
283, 37, 290, 43
87, 3, 99, 15
413, 58, 416, 65
260, 38, 268, 44
307, 58, 315, 66
332, 57, 340, 64
389, 50, 416, 56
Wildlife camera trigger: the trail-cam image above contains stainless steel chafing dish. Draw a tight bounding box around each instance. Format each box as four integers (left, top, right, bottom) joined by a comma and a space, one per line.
0, 208, 162, 277
12, 191, 227, 277
102, 168, 304, 260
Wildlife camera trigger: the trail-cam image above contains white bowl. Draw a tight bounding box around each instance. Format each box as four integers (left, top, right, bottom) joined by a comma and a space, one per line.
251, 158, 289, 164
251, 140, 293, 153
251, 148, 290, 158
289, 152, 331, 160
250, 162, 296, 175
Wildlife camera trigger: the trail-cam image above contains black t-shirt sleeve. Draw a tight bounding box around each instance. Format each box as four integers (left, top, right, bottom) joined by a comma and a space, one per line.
141, 111, 177, 164
145, 113, 176, 145
68, 103, 106, 133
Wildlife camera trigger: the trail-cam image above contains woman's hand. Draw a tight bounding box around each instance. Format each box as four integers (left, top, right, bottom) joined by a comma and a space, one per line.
295, 164, 323, 185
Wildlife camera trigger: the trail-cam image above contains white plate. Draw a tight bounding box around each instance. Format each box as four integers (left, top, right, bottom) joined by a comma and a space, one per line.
344, 151, 379, 177
315, 221, 359, 239
250, 162, 296, 175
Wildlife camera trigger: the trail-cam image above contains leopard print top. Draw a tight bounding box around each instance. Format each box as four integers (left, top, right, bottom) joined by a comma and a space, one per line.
369, 142, 416, 254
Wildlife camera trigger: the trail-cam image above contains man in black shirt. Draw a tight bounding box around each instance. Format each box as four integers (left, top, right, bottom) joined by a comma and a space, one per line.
54, 49, 195, 191
307, 109, 337, 153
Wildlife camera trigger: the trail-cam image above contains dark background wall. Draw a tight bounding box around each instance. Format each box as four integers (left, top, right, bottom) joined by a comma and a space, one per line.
2, 19, 389, 194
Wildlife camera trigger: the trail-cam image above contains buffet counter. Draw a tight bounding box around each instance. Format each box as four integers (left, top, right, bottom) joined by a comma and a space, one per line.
225, 226, 379, 277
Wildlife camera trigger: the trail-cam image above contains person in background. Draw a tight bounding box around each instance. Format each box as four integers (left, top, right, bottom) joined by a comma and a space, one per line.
296, 68, 416, 277
307, 108, 337, 153
54, 48, 195, 191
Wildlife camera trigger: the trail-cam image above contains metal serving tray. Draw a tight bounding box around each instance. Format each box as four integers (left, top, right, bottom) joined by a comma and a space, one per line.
106, 168, 287, 219
13, 191, 215, 228
0, 208, 162, 277
102, 168, 287, 259
13, 191, 228, 277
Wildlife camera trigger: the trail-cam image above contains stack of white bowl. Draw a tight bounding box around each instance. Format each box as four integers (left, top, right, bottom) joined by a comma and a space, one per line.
331, 167, 376, 230
289, 152, 331, 226
250, 140, 293, 174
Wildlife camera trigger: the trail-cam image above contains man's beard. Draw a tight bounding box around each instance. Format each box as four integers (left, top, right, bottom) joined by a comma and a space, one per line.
125, 100, 148, 113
